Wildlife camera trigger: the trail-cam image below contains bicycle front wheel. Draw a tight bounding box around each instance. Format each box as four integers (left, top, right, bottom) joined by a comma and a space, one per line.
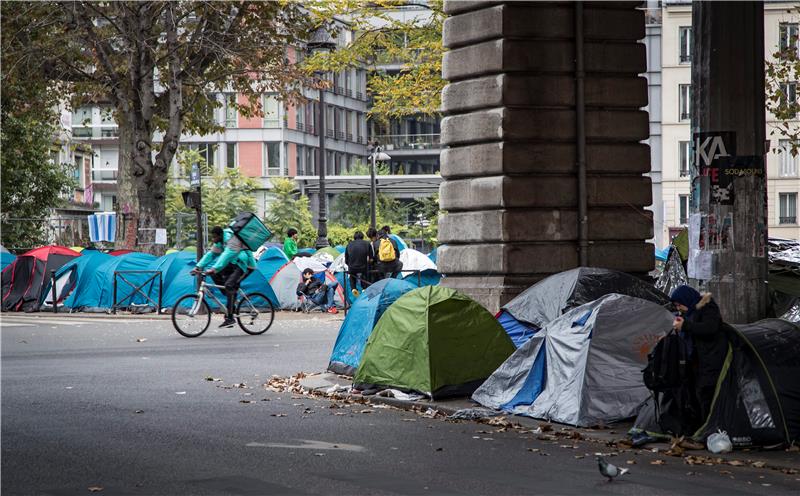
172, 294, 211, 338
236, 292, 275, 335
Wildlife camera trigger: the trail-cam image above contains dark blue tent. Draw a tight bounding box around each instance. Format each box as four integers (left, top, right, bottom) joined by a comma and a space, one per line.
496, 310, 541, 348
328, 278, 417, 376
256, 246, 289, 281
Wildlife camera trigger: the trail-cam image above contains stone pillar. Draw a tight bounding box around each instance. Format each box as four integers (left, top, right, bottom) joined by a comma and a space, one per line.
438, 1, 654, 312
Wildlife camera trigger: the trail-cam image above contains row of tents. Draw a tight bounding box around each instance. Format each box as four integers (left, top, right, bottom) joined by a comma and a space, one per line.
1, 241, 441, 314
326, 267, 800, 449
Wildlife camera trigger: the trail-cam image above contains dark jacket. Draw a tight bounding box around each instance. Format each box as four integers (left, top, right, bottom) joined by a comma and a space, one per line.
683, 293, 728, 388
345, 239, 371, 271
297, 277, 324, 296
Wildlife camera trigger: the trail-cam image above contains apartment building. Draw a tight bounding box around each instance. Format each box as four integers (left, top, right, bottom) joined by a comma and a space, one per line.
659, 1, 800, 245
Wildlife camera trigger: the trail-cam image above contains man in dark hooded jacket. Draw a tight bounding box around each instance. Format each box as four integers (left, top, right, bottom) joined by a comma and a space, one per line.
670, 285, 729, 422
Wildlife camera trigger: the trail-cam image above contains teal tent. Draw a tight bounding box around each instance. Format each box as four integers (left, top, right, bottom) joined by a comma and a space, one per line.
256, 246, 289, 281
69, 252, 157, 311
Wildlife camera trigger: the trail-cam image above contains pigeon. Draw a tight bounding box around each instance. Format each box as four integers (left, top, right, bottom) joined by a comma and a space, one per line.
596, 456, 629, 482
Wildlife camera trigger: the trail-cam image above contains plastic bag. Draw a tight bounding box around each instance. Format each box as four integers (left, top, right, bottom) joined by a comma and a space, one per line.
707, 430, 733, 454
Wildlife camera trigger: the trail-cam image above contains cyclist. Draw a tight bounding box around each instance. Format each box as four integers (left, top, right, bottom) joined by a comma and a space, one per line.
190, 225, 256, 328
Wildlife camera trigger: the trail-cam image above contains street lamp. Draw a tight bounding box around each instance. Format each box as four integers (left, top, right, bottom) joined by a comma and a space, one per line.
308, 30, 336, 249
368, 141, 391, 230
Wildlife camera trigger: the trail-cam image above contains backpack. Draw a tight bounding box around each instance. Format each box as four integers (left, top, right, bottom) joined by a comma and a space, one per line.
378, 237, 396, 262
228, 212, 272, 251
643, 330, 690, 392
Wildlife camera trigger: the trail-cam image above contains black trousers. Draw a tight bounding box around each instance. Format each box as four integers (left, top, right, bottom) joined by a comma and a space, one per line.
348, 268, 370, 291
212, 265, 245, 317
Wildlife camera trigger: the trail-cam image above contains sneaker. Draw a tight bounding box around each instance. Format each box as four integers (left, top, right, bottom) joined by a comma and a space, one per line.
218, 317, 236, 328
327, 307, 339, 314
351, 289, 360, 298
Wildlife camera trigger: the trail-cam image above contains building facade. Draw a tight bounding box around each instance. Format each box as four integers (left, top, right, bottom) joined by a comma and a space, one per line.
659, 1, 800, 244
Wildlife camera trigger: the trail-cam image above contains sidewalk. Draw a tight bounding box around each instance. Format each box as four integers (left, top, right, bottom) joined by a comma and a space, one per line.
2, 309, 345, 322
299, 373, 800, 473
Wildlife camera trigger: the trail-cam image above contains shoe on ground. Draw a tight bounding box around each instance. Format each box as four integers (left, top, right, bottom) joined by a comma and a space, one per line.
219, 317, 236, 328
351, 289, 360, 298
327, 307, 339, 314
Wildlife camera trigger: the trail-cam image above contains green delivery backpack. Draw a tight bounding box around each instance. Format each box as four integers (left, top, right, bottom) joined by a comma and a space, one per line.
228, 212, 272, 251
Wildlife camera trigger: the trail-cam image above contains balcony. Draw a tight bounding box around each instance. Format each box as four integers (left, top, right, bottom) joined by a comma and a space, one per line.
296, 123, 305, 132
780, 216, 797, 224
335, 131, 345, 140
72, 126, 119, 139
92, 169, 118, 182
326, 129, 334, 138
373, 133, 441, 151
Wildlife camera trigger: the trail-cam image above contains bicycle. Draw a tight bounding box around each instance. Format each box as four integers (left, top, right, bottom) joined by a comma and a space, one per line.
171, 278, 275, 338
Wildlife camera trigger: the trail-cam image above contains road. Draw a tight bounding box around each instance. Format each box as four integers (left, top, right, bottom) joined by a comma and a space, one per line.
2, 313, 798, 495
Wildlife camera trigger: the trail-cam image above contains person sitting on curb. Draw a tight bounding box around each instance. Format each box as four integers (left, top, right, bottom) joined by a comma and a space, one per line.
296, 268, 339, 314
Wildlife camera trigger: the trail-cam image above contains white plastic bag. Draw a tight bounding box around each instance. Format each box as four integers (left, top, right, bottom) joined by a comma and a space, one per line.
707, 430, 733, 454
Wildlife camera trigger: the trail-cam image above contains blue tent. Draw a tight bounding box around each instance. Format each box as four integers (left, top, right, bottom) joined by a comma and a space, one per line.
334, 245, 346, 254
389, 234, 407, 251
1, 252, 17, 271
655, 246, 669, 262
496, 310, 541, 348
43, 250, 114, 308
328, 278, 417, 376
67, 252, 157, 310
427, 248, 437, 264
144, 251, 197, 306
403, 269, 441, 288
298, 247, 315, 255
256, 246, 289, 281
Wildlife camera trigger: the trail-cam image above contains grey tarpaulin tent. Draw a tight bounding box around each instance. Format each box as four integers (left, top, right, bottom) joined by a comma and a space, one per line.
501, 267, 670, 330
473, 294, 674, 427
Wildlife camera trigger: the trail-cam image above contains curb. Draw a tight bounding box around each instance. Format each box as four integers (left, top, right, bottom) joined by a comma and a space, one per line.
300, 377, 800, 473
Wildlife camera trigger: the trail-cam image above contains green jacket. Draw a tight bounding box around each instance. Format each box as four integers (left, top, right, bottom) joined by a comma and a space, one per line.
195, 228, 255, 272
284, 237, 298, 259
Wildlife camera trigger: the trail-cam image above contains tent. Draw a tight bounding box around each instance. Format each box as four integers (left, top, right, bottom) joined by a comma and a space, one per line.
108, 249, 134, 256
269, 259, 344, 310
328, 279, 418, 376
388, 234, 407, 251
1, 251, 16, 272
473, 294, 674, 427
313, 246, 340, 266
66, 252, 157, 311
427, 248, 437, 264
334, 245, 346, 254
298, 247, 315, 256
398, 248, 441, 287
655, 247, 688, 297
256, 246, 289, 281
353, 286, 516, 398
1, 246, 81, 312
42, 250, 114, 308
633, 319, 800, 448
497, 267, 669, 347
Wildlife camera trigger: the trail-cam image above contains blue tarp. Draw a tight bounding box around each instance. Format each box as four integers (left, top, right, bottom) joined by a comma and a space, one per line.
256, 247, 289, 281
1, 252, 17, 271
496, 310, 541, 348
327, 278, 417, 376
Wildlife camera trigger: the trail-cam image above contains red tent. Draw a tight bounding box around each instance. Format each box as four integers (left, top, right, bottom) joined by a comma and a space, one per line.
1, 246, 81, 312
108, 249, 134, 256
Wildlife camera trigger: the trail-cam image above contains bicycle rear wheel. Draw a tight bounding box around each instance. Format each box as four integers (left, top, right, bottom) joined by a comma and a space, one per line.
172, 294, 211, 338
236, 292, 275, 335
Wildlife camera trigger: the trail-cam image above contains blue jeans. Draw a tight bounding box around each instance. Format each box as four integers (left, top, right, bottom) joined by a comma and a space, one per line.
310, 282, 338, 310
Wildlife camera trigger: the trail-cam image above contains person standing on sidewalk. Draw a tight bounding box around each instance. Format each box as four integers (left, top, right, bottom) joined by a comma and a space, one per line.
345, 231, 371, 297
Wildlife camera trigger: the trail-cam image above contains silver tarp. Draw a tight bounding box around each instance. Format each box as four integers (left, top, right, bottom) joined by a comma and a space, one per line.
502, 267, 669, 329
655, 248, 688, 297
473, 294, 674, 427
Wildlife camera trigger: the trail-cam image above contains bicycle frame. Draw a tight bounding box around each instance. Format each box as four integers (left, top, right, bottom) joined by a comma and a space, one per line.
186, 280, 257, 317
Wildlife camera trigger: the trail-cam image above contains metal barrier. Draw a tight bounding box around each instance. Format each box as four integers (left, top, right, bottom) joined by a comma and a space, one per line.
112, 270, 163, 314
340, 269, 421, 316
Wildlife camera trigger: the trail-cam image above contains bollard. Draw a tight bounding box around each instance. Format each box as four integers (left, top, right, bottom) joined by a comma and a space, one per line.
51, 270, 57, 313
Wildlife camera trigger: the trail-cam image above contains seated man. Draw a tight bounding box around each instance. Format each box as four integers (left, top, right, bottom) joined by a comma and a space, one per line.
192, 225, 255, 327
296, 268, 338, 314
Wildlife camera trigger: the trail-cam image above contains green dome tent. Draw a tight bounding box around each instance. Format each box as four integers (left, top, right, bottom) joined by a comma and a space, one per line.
353, 286, 516, 399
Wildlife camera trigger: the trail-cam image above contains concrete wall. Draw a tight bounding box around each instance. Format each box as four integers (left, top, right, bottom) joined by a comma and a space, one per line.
438, 1, 655, 312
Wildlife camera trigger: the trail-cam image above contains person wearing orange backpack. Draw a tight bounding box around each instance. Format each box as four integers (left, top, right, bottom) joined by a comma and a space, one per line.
372, 226, 402, 280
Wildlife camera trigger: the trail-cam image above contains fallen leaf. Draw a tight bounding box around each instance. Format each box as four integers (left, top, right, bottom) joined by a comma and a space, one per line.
435, 447, 443, 451
88, 487, 103, 492
727, 460, 745, 467
719, 470, 732, 475
175, 391, 186, 395
539, 423, 553, 432
205, 377, 222, 382
270, 413, 287, 417
574, 455, 585, 459
762, 483, 771, 487
626, 460, 637, 465
239, 400, 253, 404
134, 410, 144, 414
136, 338, 147, 343
359, 409, 374, 414
650, 460, 666, 465
527, 448, 539, 452
751, 461, 766, 468
314, 453, 325, 456
686, 471, 699, 476
401, 418, 416, 422
780, 468, 798, 474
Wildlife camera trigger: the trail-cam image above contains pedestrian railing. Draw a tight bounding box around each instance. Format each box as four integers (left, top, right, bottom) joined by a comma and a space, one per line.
340, 269, 422, 316
112, 270, 163, 315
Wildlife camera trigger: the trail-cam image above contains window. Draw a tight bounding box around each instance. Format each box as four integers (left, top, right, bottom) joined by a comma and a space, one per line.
345, 70, 352, 96
225, 93, 237, 128
779, 140, 799, 177
306, 146, 315, 175
296, 145, 305, 176
780, 193, 797, 224
296, 103, 304, 131
679, 84, 691, 121
779, 23, 799, 57
679, 27, 691, 63
263, 94, 280, 127
326, 105, 335, 138
679, 141, 691, 177
186, 143, 216, 175
226, 143, 237, 169
264, 142, 280, 176
72, 107, 93, 126
679, 195, 689, 225
780, 82, 797, 118
346, 110, 353, 141
73, 155, 83, 187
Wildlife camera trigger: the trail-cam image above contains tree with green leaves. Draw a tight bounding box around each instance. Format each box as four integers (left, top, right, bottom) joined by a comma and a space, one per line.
766, 18, 800, 157
165, 149, 258, 248
303, 0, 445, 122
265, 178, 316, 248
1, 1, 314, 254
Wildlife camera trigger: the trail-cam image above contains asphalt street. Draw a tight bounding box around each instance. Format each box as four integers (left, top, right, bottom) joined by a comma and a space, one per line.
2, 313, 798, 495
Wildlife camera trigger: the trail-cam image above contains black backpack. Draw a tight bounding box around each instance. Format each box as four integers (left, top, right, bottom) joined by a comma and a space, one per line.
643, 330, 690, 392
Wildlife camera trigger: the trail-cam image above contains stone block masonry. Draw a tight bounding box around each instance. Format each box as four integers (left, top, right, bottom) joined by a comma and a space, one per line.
439, 1, 654, 312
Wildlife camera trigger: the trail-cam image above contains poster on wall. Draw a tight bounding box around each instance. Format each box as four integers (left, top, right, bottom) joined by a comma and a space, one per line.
693, 131, 736, 205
